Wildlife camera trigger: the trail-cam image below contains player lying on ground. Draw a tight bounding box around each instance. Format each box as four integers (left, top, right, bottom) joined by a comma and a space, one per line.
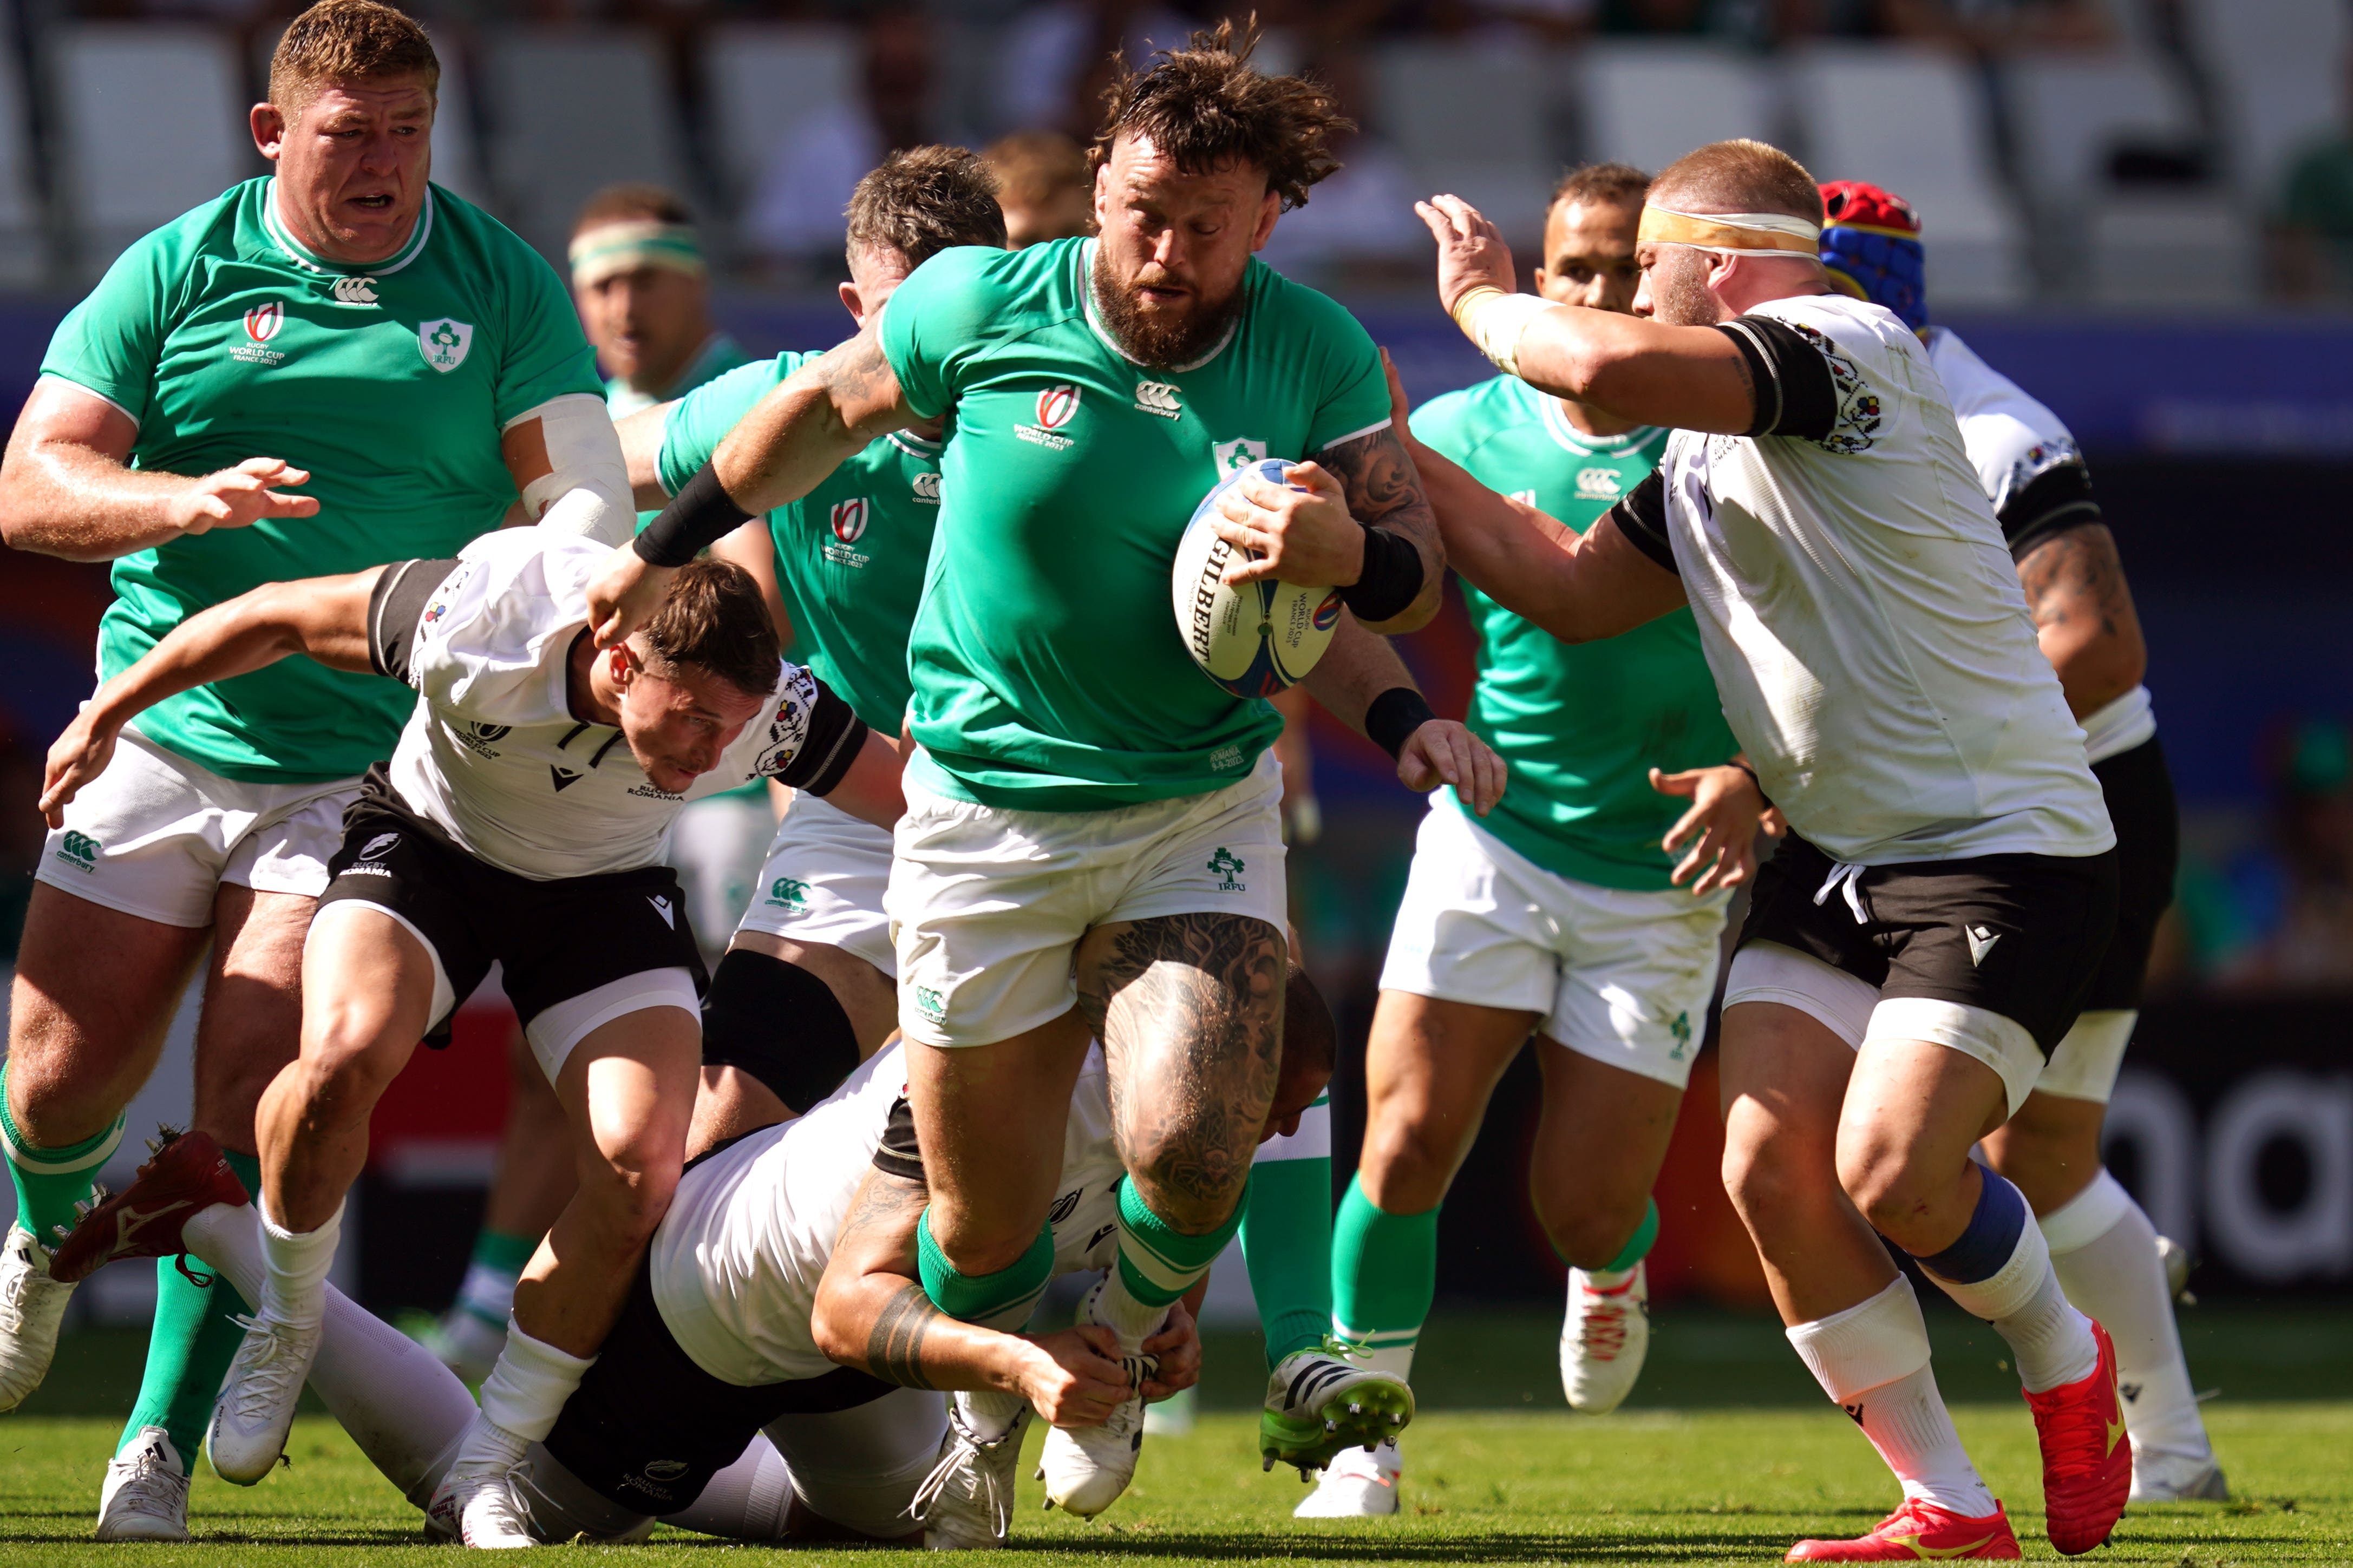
588, 24, 1476, 1520
1418, 139, 2130, 1562
1816, 180, 2221, 1505
39, 527, 902, 1547
52, 963, 1343, 1548
0, 0, 635, 1540
1306, 161, 1773, 1520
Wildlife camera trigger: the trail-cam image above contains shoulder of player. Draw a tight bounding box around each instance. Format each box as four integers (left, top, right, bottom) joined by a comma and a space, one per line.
1926, 327, 2075, 445
900, 238, 1079, 333
1243, 258, 1376, 350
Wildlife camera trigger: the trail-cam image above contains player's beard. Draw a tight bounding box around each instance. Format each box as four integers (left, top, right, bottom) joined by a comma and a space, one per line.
1091, 245, 1245, 369
1646, 248, 1725, 327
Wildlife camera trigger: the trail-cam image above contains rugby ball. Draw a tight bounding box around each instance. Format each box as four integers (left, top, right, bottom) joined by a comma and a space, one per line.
1171, 458, 1344, 699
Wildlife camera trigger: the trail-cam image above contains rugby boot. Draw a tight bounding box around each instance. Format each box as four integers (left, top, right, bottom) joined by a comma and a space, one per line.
1260, 1339, 1413, 1477
50, 1127, 248, 1284
1034, 1280, 1151, 1518
427, 1414, 538, 1547
2155, 1234, 2195, 1305
207, 1311, 323, 1484
1785, 1498, 2022, 1561
1293, 1439, 1401, 1518
912, 1399, 1030, 1549
95, 1426, 191, 1542
0, 1224, 75, 1411
2024, 1318, 2133, 1554
1561, 1260, 1649, 1414
2129, 1448, 2227, 1505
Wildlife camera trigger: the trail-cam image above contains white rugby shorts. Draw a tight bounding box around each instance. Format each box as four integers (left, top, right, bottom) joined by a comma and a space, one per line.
36, 723, 357, 927
888, 750, 1287, 1047
1379, 798, 1730, 1089
735, 790, 898, 978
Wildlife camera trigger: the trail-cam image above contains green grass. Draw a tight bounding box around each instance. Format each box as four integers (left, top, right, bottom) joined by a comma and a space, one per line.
0, 1405, 2343, 1564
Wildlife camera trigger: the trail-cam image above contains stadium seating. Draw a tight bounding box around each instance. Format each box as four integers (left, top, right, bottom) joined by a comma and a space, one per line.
703, 23, 857, 215
0, 9, 43, 287
1376, 40, 1558, 241
1788, 43, 2028, 306
1574, 41, 1777, 180
2185, 0, 2349, 199
478, 27, 694, 261
52, 23, 251, 278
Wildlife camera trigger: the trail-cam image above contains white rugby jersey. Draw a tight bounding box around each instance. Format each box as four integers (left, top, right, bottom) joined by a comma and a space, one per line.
1926, 326, 2155, 766
1612, 292, 2113, 865
650, 1042, 1126, 1388
367, 528, 865, 880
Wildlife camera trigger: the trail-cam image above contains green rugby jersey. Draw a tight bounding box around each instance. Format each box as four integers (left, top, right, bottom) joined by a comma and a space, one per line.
878, 237, 1392, 810
605, 332, 750, 419
43, 178, 600, 784
1411, 375, 1738, 891
659, 351, 940, 736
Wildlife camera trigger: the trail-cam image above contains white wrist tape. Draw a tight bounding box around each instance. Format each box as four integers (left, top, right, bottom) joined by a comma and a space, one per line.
1453, 288, 1555, 378
508, 393, 633, 547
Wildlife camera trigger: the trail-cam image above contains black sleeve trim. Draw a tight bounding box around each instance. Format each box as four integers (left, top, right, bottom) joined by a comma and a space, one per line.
2001, 462, 2103, 556
872, 1096, 926, 1182
367, 557, 459, 684
1716, 317, 1839, 441
769, 677, 868, 795
1603, 469, 1680, 576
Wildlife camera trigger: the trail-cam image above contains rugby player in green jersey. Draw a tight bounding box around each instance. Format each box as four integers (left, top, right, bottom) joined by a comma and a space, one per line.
414, 185, 755, 1388
1304, 165, 1772, 1518
0, 0, 628, 1539
591, 27, 1496, 1519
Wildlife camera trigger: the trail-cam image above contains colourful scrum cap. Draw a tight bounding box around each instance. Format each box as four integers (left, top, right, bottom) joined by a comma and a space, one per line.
1818, 180, 1927, 332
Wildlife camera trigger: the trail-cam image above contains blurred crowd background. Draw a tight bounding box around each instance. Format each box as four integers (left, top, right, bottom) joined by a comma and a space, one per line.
1, 0, 2351, 1330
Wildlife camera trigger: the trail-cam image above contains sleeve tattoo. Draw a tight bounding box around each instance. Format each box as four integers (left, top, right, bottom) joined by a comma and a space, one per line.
2016, 522, 2128, 640
866, 1283, 944, 1389
1323, 427, 1443, 586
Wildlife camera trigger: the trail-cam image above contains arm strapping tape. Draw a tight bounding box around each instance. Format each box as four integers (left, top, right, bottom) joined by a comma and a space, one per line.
1450, 287, 1557, 378
508, 393, 633, 547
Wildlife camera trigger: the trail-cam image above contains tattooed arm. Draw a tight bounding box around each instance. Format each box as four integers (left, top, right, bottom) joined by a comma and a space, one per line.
2015, 521, 2147, 717
810, 1166, 1165, 1426
716, 320, 915, 516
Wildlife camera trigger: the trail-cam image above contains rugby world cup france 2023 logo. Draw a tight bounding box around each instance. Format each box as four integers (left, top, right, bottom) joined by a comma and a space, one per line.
830, 497, 869, 543
1036, 385, 1079, 431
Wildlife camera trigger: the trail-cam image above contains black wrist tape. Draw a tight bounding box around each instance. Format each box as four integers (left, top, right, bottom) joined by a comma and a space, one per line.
1365, 686, 1438, 761
634, 461, 751, 568
700, 949, 862, 1114
1339, 527, 1426, 623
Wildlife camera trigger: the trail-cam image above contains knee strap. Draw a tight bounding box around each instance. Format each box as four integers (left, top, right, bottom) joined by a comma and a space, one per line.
701, 950, 861, 1114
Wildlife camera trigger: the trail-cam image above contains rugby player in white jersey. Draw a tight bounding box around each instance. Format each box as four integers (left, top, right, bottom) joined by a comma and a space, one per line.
0, 1, 634, 1537
1417, 139, 2130, 1560
1817, 180, 2222, 1505
38, 529, 903, 1546
586, 25, 1490, 1518
49, 969, 1342, 1548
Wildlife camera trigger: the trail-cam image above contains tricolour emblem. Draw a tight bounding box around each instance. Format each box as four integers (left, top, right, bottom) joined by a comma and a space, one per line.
244, 301, 283, 343
831, 497, 870, 543
1035, 384, 1080, 430
417, 318, 474, 373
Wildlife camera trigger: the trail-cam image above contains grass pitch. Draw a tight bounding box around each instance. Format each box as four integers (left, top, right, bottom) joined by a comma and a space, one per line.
0, 1403, 2344, 1565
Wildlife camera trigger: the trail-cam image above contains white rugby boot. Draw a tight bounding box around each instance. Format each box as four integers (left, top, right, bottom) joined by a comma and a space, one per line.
1293, 1439, 1401, 1518
1260, 1339, 1414, 1477
95, 1426, 191, 1541
427, 1414, 538, 1548
206, 1311, 322, 1484
1560, 1260, 1649, 1414
1035, 1280, 1151, 1518
2156, 1234, 2197, 1305
0, 1223, 76, 1412
2130, 1448, 2228, 1504
912, 1399, 1030, 1549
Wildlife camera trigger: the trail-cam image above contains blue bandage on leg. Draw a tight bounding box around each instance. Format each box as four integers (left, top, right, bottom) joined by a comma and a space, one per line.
1913, 1168, 2029, 1283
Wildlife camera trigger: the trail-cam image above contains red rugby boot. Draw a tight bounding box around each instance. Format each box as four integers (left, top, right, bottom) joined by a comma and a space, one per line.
2025, 1318, 2132, 1554
1785, 1497, 2023, 1561
50, 1129, 249, 1285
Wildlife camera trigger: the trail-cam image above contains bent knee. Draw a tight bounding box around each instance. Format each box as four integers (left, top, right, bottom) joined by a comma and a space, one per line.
1833, 1135, 1942, 1238
576, 1147, 684, 1238
1356, 1113, 1465, 1214
1123, 1142, 1249, 1235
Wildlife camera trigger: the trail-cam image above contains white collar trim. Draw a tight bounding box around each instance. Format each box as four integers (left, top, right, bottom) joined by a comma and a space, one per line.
264, 181, 435, 277
1079, 239, 1241, 374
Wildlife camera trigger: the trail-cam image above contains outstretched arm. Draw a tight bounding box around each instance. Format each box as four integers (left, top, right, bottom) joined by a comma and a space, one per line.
1384, 352, 1686, 645
1417, 195, 1759, 435
41, 567, 381, 824
1301, 615, 1506, 816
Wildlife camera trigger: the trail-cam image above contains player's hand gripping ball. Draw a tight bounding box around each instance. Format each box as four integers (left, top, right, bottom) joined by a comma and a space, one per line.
1172, 459, 1344, 698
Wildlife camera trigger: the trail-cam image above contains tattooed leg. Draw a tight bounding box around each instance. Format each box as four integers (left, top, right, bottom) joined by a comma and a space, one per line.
1078, 912, 1286, 1235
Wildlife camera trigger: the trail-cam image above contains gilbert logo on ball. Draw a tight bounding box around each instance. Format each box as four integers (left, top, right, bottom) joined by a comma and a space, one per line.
1171, 457, 1342, 698
831, 497, 870, 543
244, 301, 283, 343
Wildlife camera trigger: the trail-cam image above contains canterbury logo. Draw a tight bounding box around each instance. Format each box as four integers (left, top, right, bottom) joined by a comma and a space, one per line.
331, 275, 378, 305
1134, 380, 1181, 418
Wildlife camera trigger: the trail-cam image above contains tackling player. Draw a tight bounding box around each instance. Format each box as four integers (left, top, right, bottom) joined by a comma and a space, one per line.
0, 0, 628, 1540
415, 185, 756, 1386
1420, 140, 2130, 1560
586, 24, 1479, 1518
1304, 162, 1769, 1519
37, 529, 903, 1546
1818, 180, 2223, 1504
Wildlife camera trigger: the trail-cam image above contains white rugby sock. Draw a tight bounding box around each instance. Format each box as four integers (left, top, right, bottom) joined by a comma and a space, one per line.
956, 1387, 1028, 1443
1788, 1275, 1993, 1517
187, 1203, 479, 1507
663, 1434, 795, 1539
1093, 1266, 1172, 1353
2044, 1170, 2211, 1461
256, 1198, 343, 1331
1918, 1175, 2099, 1394
476, 1322, 595, 1446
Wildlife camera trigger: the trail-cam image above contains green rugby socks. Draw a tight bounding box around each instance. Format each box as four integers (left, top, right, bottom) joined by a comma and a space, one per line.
1574, 1196, 1661, 1287
918, 1208, 1054, 1330
1102, 1178, 1247, 1348
453, 1228, 539, 1332
120, 1147, 262, 1462
0, 1075, 123, 1249
1240, 1098, 1334, 1368
1331, 1173, 1436, 1381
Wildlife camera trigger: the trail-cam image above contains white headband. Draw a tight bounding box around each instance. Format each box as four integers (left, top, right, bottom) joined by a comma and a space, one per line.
1638, 205, 1823, 258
